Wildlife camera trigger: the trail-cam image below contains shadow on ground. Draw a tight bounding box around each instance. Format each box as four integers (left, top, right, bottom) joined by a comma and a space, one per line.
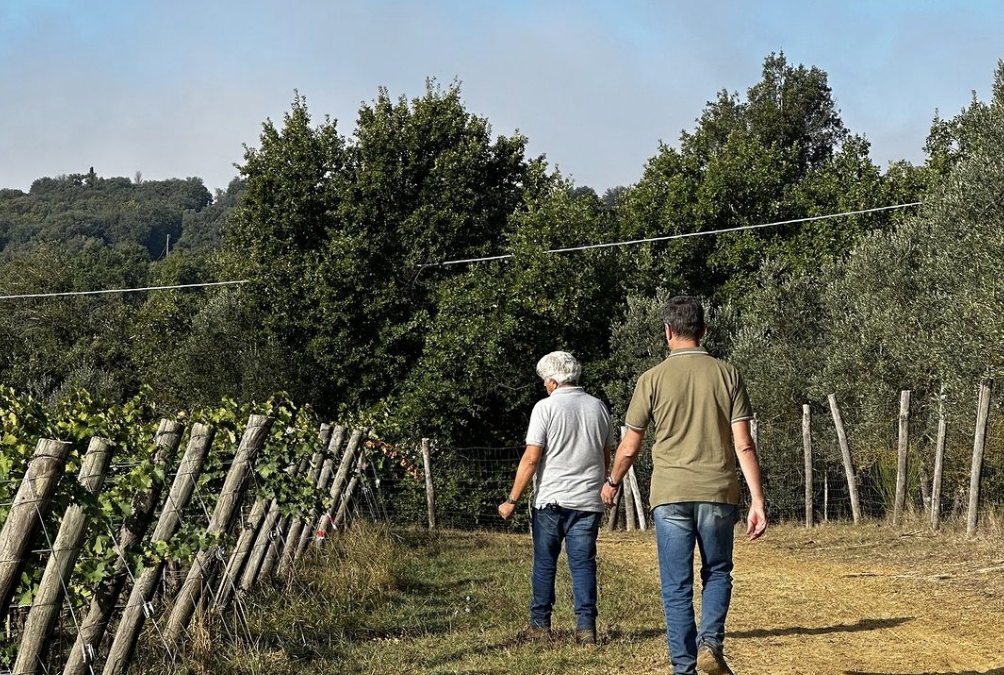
731, 616, 913, 638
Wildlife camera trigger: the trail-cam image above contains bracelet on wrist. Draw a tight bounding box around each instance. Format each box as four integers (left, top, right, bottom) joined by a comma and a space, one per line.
606, 476, 620, 488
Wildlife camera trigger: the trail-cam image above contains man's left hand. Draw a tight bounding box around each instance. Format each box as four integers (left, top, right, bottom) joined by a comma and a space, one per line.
601, 482, 618, 508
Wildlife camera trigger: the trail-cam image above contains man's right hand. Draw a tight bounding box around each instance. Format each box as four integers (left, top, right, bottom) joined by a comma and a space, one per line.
747, 501, 768, 541
498, 501, 516, 520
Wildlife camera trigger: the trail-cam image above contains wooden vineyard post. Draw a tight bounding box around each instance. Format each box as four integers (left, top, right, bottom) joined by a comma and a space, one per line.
313, 429, 365, 543
13, 438, 113, 675
266, 424, 338, 580
828, 394, 862, 524
282, 426, 345, 572
623, 473, 636, 531
213, 498, 269, 609
238, 501, 282, 592
802, 404, 813, 528
918, 467, 931, 515
63, 420, 183, 674
164, 414, 274, 644
627, 466, 646, 531
893, 390, 911, 527
0, 439, 72, 613
98, 424, 215, 675
422, 438, 437, 530
931, 400, 947, 531
967, 379, 992, 536
333, 449, 371, 529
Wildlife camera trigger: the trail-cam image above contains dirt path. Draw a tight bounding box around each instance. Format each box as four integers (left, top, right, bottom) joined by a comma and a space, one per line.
599, 523, 1004, 675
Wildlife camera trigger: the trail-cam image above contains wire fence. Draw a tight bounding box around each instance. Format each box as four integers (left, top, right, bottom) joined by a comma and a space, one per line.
374, 397, 1004, 533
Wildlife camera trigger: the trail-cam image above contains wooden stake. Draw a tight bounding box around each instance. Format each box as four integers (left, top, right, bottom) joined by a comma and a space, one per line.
281, 425, 344, 572
802, 404, 813, 528
967, 379, 992, 536
0, 439, 72, 613
99, 424, 215, 675
931, 399, 947, 531
627, 466, 646, 531
164, 414, 274, 643
64, 420, 183, 675
828, 394, 862, 524
313, 429, 365, 543
893, 390, 911, 527
422, 438, 436, 530
213, 498, 269, 608
14, 438, 113, 675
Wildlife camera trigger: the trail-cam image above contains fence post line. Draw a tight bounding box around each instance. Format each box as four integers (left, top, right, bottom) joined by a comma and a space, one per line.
967, 379, 992, 536
63, 420, 183, 673
164, 414, 274, 644
802, 404, 813, 528
0, 439, 72, 614
13, 437, 114, 675
931, 393, 947, 531
627, 466, 646, 531
98, 424, 215, 675
893, 390, 911, 527
422, 438, 437, 530
827, 394, 862, 524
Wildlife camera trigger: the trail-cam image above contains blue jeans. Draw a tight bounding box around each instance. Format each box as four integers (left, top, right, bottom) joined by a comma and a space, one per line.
530, 506, 602, 630
653, 502, 737, 675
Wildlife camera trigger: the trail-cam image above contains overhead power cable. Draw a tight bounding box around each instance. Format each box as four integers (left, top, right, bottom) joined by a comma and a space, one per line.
0, 279, 248, 301
418, 202, 922, 268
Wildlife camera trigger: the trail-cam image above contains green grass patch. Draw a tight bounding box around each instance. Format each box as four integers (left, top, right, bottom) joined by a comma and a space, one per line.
150, 525, 668, 674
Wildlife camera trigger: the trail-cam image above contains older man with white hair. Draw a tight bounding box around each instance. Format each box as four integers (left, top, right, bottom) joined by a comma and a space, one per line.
498, 350, 614, 646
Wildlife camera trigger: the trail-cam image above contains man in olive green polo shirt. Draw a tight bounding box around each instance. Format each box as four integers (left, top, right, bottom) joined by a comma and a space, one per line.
601, 296, 767, 675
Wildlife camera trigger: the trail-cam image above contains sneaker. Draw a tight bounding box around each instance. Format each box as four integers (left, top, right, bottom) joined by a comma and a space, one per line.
697, 641, 734, 675
575, 627, 597, 646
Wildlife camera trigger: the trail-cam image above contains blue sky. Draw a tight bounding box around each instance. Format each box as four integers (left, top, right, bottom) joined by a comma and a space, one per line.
1, 0, 1001, 195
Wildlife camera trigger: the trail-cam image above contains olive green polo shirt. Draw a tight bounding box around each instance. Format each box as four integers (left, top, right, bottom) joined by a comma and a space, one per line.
624, 347, 753, 508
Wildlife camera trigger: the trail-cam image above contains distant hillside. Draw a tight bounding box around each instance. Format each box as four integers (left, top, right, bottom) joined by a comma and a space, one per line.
0, 170, 244, 258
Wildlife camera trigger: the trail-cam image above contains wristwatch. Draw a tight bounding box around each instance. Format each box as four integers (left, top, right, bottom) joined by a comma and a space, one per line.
606, 476, 620, 488
504, 497, 518, 505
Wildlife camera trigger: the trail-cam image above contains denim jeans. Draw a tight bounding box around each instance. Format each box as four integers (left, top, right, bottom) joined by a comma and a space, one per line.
653, 502, 737, 675
530, 506, 602, 630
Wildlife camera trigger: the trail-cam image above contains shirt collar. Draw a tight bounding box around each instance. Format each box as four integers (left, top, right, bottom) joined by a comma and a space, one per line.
668, 347, 708, 357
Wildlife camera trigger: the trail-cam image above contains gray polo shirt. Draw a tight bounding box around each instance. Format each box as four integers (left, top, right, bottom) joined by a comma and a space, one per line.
525, 386, 615, 512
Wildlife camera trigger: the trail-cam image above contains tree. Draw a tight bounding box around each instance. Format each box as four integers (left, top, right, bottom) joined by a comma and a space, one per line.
220, 83, 539, 415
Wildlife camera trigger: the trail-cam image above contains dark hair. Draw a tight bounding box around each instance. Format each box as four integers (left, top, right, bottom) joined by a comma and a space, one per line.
661, 295, 705, 341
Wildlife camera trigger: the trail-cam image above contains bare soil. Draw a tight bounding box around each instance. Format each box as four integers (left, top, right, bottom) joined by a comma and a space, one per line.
599, 521, 1004, 675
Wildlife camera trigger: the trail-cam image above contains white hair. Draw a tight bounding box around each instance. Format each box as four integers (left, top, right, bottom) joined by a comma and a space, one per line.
536, 351, 582, 385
